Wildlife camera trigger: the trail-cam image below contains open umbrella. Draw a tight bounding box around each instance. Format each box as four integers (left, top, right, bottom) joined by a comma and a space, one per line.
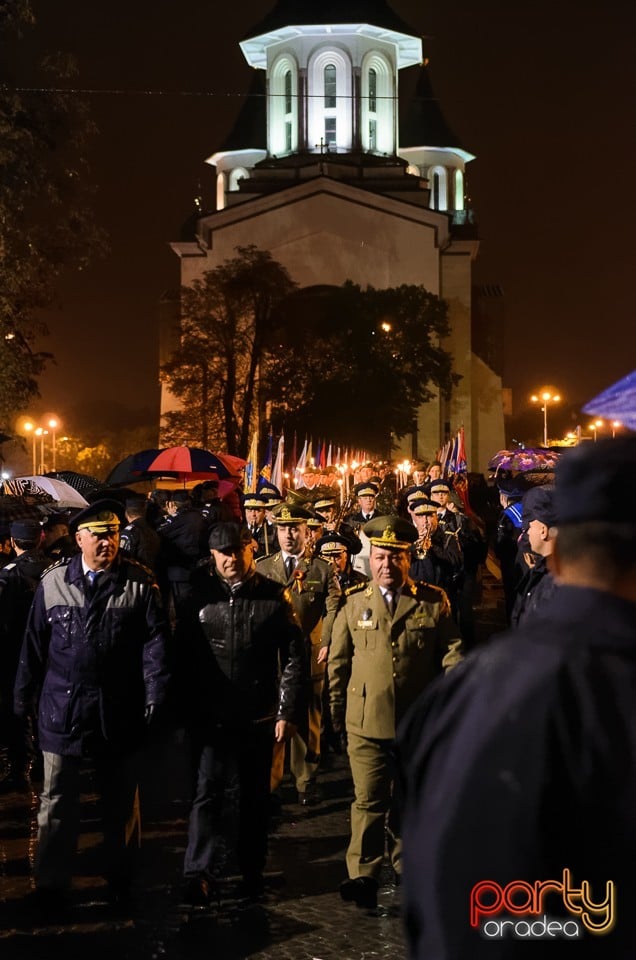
144, 446, 245, 481
12, 476, 88, 508
488, 449, 561, 473
583, 370, 636, 431
104, 449, 164, 486
46, 470, 102, 497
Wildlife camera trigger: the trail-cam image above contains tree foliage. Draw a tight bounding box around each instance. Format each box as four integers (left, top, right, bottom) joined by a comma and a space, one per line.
161, 246, 296, 456
162, 248, 458, 456
0, 1, 106, 430
267, 282, 458, 450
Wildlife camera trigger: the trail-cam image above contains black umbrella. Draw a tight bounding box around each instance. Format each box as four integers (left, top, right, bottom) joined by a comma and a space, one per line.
104, 449, 166, 487
45, 470, 102, 497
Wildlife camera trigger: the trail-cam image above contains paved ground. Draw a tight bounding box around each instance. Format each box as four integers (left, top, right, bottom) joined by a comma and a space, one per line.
0, 581, 506, 960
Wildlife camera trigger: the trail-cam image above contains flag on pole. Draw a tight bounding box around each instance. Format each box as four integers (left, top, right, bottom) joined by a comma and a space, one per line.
456, 426, 467, 474
315, 441, 322, 469
307, 439, 313, 466
260, 429, 273, 482
271, 433, 285, 492
327, 443, 332, 467
245, 430, 259, 492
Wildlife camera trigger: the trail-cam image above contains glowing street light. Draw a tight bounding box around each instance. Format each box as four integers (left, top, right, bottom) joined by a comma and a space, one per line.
588, 419, 603, 442
22, 420, 37, 474
611, 420, 622, 439
530, 390, 561, 447
34, 427, 48, 473
47, 416, 60, 470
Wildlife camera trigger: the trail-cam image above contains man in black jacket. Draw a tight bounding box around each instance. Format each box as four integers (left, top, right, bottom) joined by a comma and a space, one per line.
511, 485, 559, 628
399, 438, 636, 959
177, 523, 306, 905
0, 520, 49, 790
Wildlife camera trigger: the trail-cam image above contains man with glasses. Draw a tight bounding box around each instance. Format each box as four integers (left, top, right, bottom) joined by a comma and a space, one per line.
14, 499, 170, 915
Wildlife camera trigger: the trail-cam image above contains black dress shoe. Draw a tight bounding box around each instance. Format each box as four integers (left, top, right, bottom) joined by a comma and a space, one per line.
183, 876, 213, 906
339, 876, 378, 908
297, 784, 321, 806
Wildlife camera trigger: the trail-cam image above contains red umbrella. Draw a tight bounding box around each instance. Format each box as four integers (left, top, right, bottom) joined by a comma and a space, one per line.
144, 446, 245, 481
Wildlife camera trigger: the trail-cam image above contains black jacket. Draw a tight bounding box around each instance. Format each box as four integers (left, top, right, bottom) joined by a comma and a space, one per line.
511, 555, 559, 628
176, 566, 306, 731
0, 549, 50, 705
158, 508, 210, 582
119, 516, 161, 570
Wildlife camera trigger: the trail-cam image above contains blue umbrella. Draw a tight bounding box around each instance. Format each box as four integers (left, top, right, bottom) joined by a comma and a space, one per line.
583, 370, 636, 431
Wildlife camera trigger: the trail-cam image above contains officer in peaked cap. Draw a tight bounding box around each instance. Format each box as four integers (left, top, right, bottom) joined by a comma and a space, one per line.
313, 494, 338, 528
315, 531, 367, 592
328, 514, 462, 909
258, 499, 340, 806
14, 495, 169, 908
347, 482, 381, 526
399, 436, 636, 960
242, 492, 275, 559
68, 499, 124, 535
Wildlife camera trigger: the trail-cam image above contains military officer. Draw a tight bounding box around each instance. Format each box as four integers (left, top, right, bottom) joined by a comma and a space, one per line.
257, 502, 340, 805
328, 516, 462, 909
314, 494, 338, 529
347, 482, 381, 526
119, 498, 161, 570
315, 531, 368, 592
242, 492, 275, 558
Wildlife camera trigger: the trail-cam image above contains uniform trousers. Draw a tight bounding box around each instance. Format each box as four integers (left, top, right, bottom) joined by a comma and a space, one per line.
271, 645, 324, 793
346, 732, 401, 880
36, 749, 140, 893
185, 721, 275, 883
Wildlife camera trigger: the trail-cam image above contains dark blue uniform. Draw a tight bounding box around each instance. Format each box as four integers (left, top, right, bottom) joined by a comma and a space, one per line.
398, 585, 636, 959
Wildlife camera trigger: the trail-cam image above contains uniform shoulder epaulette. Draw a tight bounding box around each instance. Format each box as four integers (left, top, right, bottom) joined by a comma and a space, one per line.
122, 556, 154, 578
1, 562, 16, 572
344, 580, 369, 597
413, 580, 451, 611
41, 557, 70, 577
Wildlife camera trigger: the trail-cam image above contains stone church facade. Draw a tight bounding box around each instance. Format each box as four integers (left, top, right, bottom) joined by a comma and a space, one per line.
166, 0, 505, 470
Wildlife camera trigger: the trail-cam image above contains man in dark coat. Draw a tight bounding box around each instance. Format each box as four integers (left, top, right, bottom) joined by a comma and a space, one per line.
14, 500, 170, 913
157, 490, 210, 613
257, 502, 340, 805
399, 438, 636, 959
119, 498, 161, 570
0, 520, 49, 789
511, 485, 559, 628
177, 523, 305, 904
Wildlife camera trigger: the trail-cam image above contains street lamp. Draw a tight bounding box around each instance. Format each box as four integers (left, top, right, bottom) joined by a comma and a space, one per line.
530, 390, 561, 447
35, 427, 48, 473
22, 420, 36, 474
47, 417, 60, 470
588, 419, 603, 442
611, 420, 621, 439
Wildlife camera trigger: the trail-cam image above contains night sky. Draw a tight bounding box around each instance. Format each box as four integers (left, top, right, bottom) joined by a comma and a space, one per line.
15, 0, 636, 440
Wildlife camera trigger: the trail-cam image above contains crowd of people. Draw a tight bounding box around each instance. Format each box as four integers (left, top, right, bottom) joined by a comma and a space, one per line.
1, 439, 635, 957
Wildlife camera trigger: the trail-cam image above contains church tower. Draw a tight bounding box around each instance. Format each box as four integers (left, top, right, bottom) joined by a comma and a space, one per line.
169, 0, 505, 469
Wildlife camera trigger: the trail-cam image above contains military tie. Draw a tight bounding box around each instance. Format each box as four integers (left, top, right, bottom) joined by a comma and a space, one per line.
384, 591, 395, 616
285, 556, 295, 580
85, 569, 102, 596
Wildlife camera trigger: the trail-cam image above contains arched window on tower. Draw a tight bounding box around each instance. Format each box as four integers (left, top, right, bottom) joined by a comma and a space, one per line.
454, 169, 465, 211
269, 56, 298, 156
229, 167, 249, 192
429, 165, 448, 210
361, 53, 395, 155
216, 172, 226, 211
307, 49, 352, 153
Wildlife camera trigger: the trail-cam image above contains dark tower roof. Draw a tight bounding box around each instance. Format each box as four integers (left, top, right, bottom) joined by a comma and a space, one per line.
244, 0, 418, 40
400, 65, 468, 153
216, 70, 267, 154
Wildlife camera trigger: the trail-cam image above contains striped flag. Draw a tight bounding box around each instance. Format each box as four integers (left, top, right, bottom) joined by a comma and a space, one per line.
271, 433, 285, 493
260, 429, 273, 482
245, 430, 259, 492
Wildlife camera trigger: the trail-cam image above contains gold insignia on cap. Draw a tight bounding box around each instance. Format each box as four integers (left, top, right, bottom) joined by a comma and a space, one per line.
383, 526, 397, 542
77, 509, 120, 533
280, 506, 292, 521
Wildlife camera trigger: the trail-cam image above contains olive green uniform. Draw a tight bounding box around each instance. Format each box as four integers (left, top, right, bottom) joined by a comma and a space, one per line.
328, 578, 462, 880
257, 549, 340, 792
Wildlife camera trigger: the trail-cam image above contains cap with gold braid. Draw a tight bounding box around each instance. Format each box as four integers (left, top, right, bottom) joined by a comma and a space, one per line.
412, 498, 439, 516
354, 481, 379, 498
363, 515, 418, 550
70, 499, 124, 535
271, 502, 314, 524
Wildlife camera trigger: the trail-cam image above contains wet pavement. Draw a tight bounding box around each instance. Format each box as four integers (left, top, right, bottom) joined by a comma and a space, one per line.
0, 746, 407, 960
0, 582, 505, 960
